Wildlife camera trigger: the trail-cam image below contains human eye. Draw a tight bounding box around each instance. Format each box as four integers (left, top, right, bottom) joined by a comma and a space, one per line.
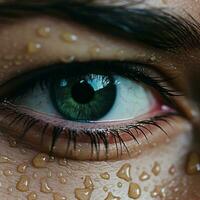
0, 60, 181, 160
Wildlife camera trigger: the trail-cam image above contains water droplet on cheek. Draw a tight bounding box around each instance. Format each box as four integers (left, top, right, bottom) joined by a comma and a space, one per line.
40, 177, 53, 193
128, 183, 141, 199
186, 152, 200, 175
27, 42, 42, 54
53, 192, 67, 200
27, 192, 37, 200
74, 188, 92, 200
17, 162, 28, 173
100, 172, 110, 180
104, 192, 121, 200
152, 162, 161, 176
116, 163, 132, 182
139, 171, 150, 181
32, 153, 49, 168
37, 27, 51, 38
16, 175, 30, 192
60, 32, 78, 43
3, 169, 13, 176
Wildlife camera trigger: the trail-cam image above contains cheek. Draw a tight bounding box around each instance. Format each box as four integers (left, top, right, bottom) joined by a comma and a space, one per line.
0, 128, 199, 200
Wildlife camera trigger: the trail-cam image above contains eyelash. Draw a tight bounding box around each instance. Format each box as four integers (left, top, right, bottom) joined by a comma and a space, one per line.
0, 61, 180, 159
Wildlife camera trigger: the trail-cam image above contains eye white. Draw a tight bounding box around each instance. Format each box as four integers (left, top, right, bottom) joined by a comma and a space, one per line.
14, 75, 156, 121
99, 76, 156, 121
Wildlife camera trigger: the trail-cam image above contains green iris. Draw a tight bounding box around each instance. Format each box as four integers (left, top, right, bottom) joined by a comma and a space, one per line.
50, 73, 116, 121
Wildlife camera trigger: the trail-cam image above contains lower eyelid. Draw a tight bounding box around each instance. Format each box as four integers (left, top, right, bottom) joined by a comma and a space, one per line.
0, 101, 191, 160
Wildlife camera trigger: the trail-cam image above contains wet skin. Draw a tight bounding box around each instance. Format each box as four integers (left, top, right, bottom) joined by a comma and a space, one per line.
0, 0, 200, 199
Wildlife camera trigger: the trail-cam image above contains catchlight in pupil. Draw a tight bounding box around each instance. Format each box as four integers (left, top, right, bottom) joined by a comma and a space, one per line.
50, 73, 117, 121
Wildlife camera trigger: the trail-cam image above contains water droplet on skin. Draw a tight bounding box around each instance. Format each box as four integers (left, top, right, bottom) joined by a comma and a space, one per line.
152, 162, 161, 176
0, 154, 15, 163
61, 32, 78, 43
139, 171, 150, 181
27, 42, 42, 54
100, 172, 110, 180
40, 177, 53, 193
59, 177, 67, 184
74, 187, 93, 200
186, 152, 200, 175
32, 153, 49, 168
103, 186, 108, 192
27, 192, 37, 200
37, 27, 51, 38
116, 163, 132, 182
84, 176, 94, 190
104, 192, 121, 200
47, 169, 52, 178
150, 186, 165, 198
3, 169, 13, 176
16, 175, 30, 192
117, 182, 122, 188
53, 192, 67, 200
169, 165, 176, 175
17, 163, 28, 173
128, 182, 141, 199
89, 46, 101, 57
32, 172, 38, 179
58, 158, 68, 166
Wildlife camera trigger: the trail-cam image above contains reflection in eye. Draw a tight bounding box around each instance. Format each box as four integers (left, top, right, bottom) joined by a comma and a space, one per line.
0, 61, 178, 160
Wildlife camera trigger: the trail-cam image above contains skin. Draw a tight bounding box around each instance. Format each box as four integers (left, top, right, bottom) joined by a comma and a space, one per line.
0, 0, 199, 199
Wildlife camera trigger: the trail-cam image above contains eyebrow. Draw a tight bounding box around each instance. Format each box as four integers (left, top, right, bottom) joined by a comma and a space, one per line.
0, 1, 200, 52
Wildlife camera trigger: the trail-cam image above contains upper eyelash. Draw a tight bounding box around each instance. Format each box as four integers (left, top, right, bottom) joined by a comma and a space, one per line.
4, 61, 180, 101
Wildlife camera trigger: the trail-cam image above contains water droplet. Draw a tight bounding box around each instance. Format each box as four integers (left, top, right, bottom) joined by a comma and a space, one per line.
27, 42, 42, 54
59, 177, 67, 184
32, 153, 49, 168
47, 169, 52, 178
58, 158, 68, 166
117, 182, 122, 188
139, 171, 150, 181
103, 186, 108, 192
61, 32, 78, 43
27, 192, 37, 200
40, 177, 53, 193
169, 165, 176, 175
0, 154, 15, 164
128, 182, 141, 199
53, 192, 67, 200
16, 175, 30, 192
17, 163, 28, 173
74, 187, 92, 200
100, 172, 110, 180
116, 163, 132, 182
3, 169, 13, 176
37, 27, 51, 38
186, 152, 200, 175
152, 162, 161, 176
84, 176, 94, 190
104, 192, 120, 200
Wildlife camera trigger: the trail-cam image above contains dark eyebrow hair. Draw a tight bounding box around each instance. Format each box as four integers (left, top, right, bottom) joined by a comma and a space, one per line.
0, 1, 200, 52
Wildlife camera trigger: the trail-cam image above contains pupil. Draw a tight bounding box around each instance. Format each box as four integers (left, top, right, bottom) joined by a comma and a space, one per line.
71, 80, 95, 104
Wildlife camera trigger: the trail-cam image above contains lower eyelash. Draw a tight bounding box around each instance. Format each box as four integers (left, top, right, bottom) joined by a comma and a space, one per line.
0, 101, 177, 160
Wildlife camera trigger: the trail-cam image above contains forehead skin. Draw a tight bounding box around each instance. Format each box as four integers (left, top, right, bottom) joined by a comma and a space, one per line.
0, 0, 199, 200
